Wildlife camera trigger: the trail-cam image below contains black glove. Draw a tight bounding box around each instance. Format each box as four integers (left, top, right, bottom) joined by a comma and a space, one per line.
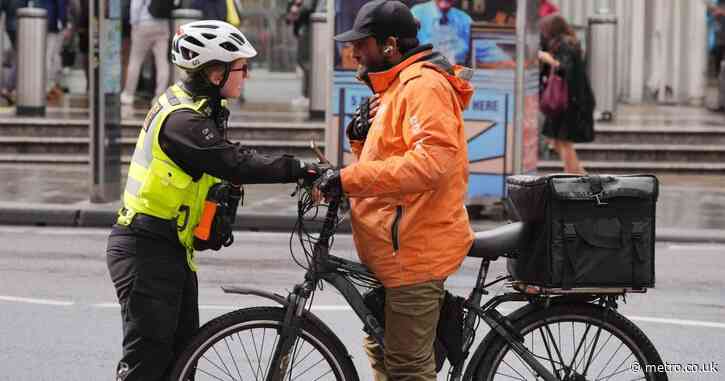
314, 168, 343, 199
346, 97, 372, 141
298, 161, 331, 186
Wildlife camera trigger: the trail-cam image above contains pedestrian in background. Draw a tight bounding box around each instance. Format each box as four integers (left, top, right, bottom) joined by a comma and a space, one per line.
37, 0, 69, 103
286, 0, 318, 106
539, 0, 559, 17
191, 0, 241, 24
707, 0, 725, 111
120, 0, 172, 106
539, 14, 595, 174
0, 0, 28, 104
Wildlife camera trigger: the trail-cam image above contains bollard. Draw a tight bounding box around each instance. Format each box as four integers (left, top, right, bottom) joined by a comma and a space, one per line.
587, 5, 618, 122
309, 12, 328, 120
171, 9, 203, 83
16, 7, 47, 116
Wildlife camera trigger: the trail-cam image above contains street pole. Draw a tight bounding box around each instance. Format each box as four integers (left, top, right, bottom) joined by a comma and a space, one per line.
513, 0, 527, 175
89, 0, 122, 202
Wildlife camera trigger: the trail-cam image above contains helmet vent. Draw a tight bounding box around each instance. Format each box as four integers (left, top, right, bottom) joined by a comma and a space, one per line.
230, 33, 247, 46
190, 24, 219, 29
220, 41, 239, 52
201, 33, 216, 40
184, 36, 205, 48
180, 46, 199, 60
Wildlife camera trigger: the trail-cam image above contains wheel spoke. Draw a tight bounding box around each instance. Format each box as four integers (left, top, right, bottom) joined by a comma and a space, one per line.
292, 355, 328, 379
500, 358, 529, 380
199, 352, 238, 381
238, 332, 260, 381
223, 336, 243, 380
596, 351, 634, 380
567, 322, 593, 375
263, 329, 279, 378
211, 345, 237, 380
197, 366, 237, 381
595, 341, 626, 380
580, 324, 604, 376
539, 327, 562, 378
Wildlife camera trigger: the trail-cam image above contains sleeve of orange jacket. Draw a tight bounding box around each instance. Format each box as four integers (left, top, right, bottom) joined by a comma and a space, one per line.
341, 76, 461, 198
350, 139, 364, 159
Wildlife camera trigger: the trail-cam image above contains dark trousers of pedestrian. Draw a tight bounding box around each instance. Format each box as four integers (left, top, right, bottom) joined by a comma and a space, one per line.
106, 224, 199, 381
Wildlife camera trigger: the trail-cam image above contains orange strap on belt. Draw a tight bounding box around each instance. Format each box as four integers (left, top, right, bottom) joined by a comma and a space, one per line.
194, 201, 218, 240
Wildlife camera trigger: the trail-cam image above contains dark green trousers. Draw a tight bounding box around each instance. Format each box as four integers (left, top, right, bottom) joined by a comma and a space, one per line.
363, 280, 445, 381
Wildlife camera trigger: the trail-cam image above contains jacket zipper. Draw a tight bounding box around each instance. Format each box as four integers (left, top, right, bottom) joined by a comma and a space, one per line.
391, 206, 402, 253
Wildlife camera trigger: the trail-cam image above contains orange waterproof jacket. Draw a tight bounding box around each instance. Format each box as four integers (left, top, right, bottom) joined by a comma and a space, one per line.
340, 48, 475, 288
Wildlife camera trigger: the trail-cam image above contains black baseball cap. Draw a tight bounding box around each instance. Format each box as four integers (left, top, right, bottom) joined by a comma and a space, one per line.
334, 0, 419, 43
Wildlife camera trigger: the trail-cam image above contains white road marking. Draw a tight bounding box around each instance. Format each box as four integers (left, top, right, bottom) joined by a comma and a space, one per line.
0, 295, 74, 306
667, 244, 725, 251
7, 297, 725, 330
627, 315, 725, 329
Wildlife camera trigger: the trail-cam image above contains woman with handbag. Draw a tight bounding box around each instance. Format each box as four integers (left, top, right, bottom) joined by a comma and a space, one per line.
539, 15, 595, 174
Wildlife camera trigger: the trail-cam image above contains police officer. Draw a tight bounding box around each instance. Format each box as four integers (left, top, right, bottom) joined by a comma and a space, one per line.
106, 20, 321, 380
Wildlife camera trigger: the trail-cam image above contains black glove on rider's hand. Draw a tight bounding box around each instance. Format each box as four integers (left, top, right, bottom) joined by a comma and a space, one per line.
346, 97, 372, 141
314, 168, 343, 199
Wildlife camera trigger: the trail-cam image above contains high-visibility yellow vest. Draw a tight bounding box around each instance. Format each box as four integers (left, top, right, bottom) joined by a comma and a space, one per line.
117, 84, 222, 271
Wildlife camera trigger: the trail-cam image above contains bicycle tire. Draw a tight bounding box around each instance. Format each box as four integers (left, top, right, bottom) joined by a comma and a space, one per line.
471, 303, 668, 381
170, 306, 359, 381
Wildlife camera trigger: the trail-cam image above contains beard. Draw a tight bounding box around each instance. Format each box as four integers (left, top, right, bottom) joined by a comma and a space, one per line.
355, 55, 396, 85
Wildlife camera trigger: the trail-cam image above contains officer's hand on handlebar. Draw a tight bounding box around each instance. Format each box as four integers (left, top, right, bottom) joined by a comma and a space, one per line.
299, 162, 331, 186
312, 168, 342, 203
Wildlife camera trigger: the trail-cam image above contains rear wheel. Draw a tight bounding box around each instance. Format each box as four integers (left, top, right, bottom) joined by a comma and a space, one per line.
170, 306, 359, 381
473, 303, 668, 381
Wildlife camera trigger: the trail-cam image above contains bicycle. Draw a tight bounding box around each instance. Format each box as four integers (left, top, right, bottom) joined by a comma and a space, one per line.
170, 185, 669, 381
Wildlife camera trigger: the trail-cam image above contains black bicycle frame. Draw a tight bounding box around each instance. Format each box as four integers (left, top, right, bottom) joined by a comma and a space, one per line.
265, 195, 559, 381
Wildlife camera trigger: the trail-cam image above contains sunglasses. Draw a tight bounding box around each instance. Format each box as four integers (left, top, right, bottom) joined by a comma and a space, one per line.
229, 64, 249, 77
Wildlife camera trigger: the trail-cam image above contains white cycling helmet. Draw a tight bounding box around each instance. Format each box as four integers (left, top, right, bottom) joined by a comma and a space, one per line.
171, 20, 257, 72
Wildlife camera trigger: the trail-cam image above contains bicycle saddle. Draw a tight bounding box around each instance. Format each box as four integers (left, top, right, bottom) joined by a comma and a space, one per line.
468, 222, 531, 260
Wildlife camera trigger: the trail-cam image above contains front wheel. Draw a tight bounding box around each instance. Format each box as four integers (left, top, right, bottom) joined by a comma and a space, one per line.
170, 306, 359, 381
472, 303, 668, 381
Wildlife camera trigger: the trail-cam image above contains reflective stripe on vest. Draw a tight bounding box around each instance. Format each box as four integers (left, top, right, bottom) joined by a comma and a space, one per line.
120, 84, 221, 270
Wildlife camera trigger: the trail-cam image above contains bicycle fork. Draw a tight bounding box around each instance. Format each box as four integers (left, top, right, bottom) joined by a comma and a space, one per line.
266, 287, 309, 381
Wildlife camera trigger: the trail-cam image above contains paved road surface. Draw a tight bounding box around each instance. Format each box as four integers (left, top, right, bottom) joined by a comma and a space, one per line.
0, 227, 723, 380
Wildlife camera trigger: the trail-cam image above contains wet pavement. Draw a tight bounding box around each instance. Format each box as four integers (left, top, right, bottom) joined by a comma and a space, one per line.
1, 163, 724, 232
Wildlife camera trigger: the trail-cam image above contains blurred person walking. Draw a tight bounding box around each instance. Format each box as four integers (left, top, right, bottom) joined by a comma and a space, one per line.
120, 0, 172, 106
539, 15, 595, 174
286, 0, 318, 105
37, 0, 69, 103
0, 0, 28, 104
192, 0, 242, 25
539, 0, 559, 17
708, 0, 725, 111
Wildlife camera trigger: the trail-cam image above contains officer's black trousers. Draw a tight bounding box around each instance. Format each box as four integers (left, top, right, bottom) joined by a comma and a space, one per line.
106, 225, 199, 381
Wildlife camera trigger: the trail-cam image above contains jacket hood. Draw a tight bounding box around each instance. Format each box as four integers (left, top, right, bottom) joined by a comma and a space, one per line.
418, 52, 475, 110
365, 47, 474, 111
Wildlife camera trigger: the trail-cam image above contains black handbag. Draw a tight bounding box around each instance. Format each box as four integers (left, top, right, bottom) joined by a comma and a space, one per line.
506, 175, 658, 289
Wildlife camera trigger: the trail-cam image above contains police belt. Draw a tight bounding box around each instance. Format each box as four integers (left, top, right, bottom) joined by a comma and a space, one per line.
122, 208, 179, 243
